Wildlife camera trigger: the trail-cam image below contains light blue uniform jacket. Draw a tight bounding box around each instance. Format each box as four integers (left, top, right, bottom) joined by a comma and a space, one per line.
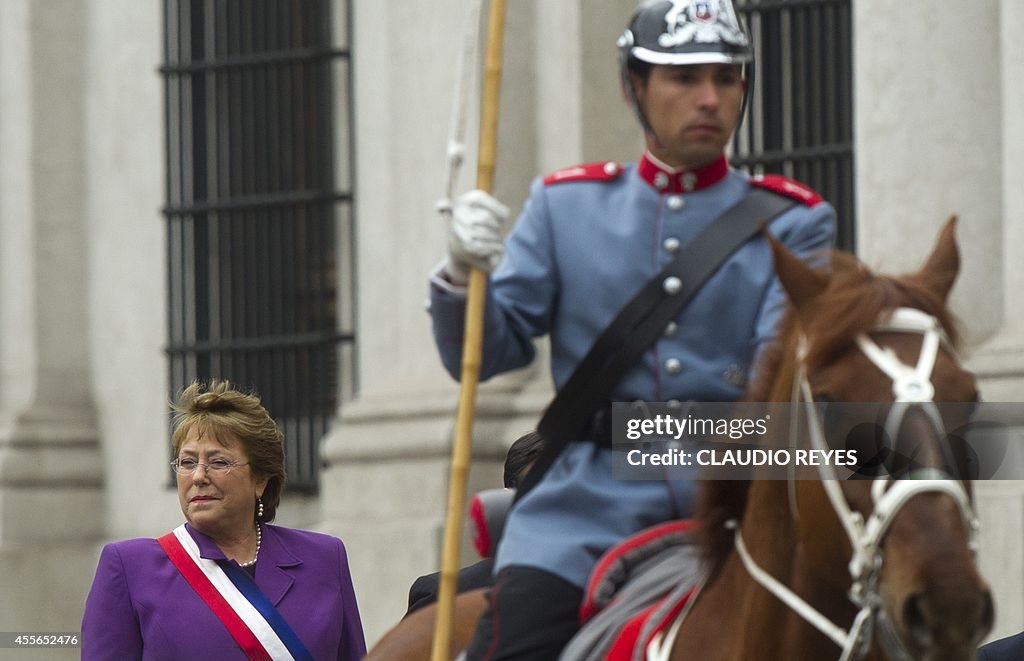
430, 156, 836, 588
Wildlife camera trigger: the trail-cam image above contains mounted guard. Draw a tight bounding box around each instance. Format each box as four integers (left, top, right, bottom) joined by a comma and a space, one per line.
428, 0, 835, 657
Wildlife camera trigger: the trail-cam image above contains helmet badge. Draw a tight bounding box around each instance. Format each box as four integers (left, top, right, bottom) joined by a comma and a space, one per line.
659, 0, 748, 49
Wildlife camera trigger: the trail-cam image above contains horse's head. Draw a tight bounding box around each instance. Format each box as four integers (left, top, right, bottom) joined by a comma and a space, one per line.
765, 217, 993, 660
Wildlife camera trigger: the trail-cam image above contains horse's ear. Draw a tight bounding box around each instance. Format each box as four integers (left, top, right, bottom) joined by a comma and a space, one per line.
765, 229, 830, 316
916, 215, 960, 302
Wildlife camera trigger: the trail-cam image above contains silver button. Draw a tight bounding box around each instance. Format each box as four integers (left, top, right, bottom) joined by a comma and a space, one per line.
663, 276, 682, 295
604, 161, 619, 175
654, 172, 669, 189
682, 173, 697, 191
665, 358, 682, 375
667, 195, 684, 211
663, 237, 680, 253
664, 321, 678, 336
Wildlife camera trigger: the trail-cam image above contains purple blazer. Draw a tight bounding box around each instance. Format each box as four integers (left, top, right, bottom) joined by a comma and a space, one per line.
81, 523, 366, 660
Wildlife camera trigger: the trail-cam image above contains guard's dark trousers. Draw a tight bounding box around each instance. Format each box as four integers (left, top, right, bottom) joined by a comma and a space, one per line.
465, 565, 584, 661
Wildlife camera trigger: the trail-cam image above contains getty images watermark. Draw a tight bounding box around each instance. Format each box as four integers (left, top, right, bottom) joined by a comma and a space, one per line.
610, 401, 1024, 480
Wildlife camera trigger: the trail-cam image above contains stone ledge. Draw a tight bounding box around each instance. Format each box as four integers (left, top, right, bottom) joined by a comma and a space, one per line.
0, 444, 102, 487
966, 329, 1024, 401
967, 327, 1024, 378
0, 487, 103, 543
321, 381, 551, 463
0, 407, 101, 487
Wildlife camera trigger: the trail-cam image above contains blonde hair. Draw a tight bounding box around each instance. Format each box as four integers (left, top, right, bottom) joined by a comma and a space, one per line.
171, 379, 286, 522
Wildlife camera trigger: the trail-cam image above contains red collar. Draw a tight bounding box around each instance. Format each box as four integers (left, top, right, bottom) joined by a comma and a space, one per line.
637, 152, 728, 194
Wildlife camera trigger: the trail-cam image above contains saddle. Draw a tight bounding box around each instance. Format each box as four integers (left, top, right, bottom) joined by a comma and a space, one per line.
562, 521, 702, 661
469, 494, 703, 660
468, 488, 514, 558
469, 494, 702, 660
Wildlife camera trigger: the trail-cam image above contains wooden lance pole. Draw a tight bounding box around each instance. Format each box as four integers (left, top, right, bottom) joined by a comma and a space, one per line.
431, 0, 507, 659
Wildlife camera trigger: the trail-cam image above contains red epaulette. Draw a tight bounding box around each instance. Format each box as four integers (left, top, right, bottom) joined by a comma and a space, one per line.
543, 161, 624, 186
750, 174, 823, 206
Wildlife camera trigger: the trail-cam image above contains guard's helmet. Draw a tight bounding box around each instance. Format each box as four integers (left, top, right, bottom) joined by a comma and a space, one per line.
618, 0, 753, 131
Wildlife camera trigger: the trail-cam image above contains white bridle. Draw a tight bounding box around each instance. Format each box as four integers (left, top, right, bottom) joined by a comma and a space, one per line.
730, 307, 979, 661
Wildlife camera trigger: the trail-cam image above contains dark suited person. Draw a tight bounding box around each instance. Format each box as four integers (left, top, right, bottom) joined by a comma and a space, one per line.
978, 631, 1024, 660
406, 432, 543, 615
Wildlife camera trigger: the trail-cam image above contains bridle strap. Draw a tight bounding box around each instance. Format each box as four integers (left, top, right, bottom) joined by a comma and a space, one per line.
855, 309, 955, 470
861, 475, 975, 558
733, 525, 852, 650
872, 307, 956, 356
798, 374, 866, 547
733, 524, 878, 661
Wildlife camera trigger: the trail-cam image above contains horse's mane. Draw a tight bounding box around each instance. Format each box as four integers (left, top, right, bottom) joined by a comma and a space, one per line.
696, 250, 963, 573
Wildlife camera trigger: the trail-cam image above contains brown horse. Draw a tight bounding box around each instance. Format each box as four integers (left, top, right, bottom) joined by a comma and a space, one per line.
664, 217, 992, 660
367, 218, 993, 660
365, 588, 487, 660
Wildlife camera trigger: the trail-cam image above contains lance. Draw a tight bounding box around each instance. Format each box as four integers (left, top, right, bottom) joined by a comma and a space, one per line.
431, 0, 508, 658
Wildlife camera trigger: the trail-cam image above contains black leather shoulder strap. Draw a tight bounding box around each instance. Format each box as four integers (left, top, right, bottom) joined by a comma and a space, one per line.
516, 187, 797, 501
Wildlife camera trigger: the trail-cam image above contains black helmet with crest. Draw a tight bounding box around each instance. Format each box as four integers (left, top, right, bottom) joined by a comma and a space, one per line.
618, 0, 753, 132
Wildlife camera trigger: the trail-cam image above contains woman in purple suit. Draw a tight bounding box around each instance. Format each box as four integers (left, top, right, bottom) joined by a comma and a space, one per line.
82, 380, 366, 660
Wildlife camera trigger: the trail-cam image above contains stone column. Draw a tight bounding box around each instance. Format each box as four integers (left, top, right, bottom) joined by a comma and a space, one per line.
0, 0, 102, 544
970, 0, 1024, 398
854, 0, 1002, 339
855, 0, 1024, 640
969, 0, 1024, 641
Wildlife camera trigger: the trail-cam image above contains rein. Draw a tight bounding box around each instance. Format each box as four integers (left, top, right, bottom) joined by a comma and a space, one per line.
731, 307, 979, 661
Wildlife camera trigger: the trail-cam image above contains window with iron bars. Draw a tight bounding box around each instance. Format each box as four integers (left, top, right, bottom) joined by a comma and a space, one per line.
733, 0, 855, 250
161, 0, 355, 492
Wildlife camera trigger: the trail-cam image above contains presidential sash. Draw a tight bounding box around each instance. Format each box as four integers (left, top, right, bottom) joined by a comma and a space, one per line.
158, 525, 312, 661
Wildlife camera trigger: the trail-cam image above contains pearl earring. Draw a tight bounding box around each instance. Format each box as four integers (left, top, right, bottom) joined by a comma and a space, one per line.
257, 498, 264, 520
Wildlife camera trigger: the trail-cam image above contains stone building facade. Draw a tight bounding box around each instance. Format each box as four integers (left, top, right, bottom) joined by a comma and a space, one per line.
0, 0, 1021, 653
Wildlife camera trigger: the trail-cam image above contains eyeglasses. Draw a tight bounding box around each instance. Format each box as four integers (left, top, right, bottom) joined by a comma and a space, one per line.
171, 458, 249, 475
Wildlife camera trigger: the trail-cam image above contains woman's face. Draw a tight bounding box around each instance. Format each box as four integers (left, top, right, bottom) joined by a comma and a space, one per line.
175, 426, 268, 540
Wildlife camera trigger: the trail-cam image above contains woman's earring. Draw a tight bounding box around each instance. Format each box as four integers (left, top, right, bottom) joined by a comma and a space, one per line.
257, 498, 264, 520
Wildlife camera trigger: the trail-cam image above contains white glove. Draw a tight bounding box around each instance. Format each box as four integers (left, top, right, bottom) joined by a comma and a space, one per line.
440, 189, 511, 285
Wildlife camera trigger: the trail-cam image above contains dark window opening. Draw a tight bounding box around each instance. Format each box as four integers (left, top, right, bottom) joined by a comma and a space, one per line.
734, 0, 855, 250
161, 0, 355, 492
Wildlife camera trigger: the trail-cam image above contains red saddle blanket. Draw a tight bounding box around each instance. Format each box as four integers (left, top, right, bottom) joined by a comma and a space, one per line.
562, 520, 701, 661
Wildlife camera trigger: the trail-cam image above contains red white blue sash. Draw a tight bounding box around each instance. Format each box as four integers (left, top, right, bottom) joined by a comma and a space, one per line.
158, 524, 312, 661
